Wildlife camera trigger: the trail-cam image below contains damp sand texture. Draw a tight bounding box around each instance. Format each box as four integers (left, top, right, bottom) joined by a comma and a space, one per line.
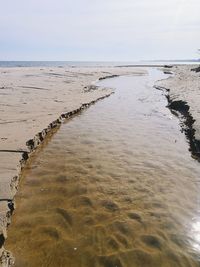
6, 69, 200, 267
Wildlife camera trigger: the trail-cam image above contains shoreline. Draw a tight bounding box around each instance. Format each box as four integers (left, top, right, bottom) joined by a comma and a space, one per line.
155, 64, 200, 162
1, 64, 200, 265
155, 85, 200, 162
0, 91, 114, 267
0, 66, 147, 266
4, 68, 200, 267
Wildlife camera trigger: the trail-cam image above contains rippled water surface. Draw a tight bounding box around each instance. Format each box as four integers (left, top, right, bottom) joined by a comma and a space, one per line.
6, 69, 200, 267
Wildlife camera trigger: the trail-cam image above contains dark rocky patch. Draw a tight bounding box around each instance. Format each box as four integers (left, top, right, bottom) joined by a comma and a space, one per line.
26, 139, 34, 150
0, 233, 5, 247
8, 201, 15, 215
168, 100, 190, 114
99, 75, 119, 81
154, 85, 170, 92
164, 71, 173, 75
38, 132, 44, 142
191, 66, 200, 73
22, 151, 29, 161
83, 85, 99, 92
167, 99, 200, 161
164, 65, 173, 68
155, 85, 200, 162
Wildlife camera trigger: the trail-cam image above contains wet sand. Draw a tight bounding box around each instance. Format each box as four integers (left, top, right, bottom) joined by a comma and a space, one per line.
5, 69, 200, 266
156, 65, 200, 151
0, 66, 146, 264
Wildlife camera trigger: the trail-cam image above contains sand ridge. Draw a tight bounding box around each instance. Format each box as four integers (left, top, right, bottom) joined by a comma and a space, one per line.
155, 65, 200, 160
156, 65, 200, 140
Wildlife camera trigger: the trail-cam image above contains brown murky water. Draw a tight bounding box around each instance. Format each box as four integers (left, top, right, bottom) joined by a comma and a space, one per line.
6, 69, 200, 267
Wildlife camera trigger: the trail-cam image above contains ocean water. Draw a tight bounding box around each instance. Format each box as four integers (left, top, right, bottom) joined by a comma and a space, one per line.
6, 69, 200, 267
0, 61, 124, 68
0, 60, 199, 68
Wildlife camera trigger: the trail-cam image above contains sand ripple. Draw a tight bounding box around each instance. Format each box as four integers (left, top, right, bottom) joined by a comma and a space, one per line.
6, 70, 200, 266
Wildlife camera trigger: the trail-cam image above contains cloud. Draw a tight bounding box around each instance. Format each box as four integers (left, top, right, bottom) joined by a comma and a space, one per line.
0, 0, 199, 60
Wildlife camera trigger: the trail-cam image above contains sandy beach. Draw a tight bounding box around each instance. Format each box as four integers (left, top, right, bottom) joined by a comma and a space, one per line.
1, 0, 199, 265
2, 67, 200, 267
1, 65, 200, 266
0, 66, 146, 265
156, 65, 200, 160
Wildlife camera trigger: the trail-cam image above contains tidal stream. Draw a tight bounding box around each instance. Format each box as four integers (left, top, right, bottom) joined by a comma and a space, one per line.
6, 69, 200, 267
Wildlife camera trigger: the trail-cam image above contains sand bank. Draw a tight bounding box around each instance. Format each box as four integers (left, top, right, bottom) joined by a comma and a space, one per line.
0, 66, 146, 265
5, 70, 200, 267
155, 65, 200, 160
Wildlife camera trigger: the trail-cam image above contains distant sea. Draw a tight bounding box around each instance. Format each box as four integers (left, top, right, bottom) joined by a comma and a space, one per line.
0, 60, 199, 68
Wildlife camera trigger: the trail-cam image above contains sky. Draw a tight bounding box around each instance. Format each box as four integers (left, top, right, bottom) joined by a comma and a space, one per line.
0, 0, 200, 61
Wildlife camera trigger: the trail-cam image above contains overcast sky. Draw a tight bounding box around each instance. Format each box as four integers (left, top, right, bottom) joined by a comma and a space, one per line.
0, 0, 200, 61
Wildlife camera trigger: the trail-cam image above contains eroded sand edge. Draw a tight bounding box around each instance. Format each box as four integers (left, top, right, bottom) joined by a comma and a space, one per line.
0, 66, 146, 266
155, 65, 200, 161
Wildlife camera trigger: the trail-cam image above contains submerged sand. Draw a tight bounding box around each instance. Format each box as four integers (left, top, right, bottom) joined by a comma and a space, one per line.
5, 70, 200, 267
0, 66, 146, 265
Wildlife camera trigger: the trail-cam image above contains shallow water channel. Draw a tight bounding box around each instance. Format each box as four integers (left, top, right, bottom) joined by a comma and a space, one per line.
6, 69, 200, 267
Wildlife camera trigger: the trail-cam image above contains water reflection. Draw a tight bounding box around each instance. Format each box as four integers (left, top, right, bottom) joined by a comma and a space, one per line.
190, 217, 200, 254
